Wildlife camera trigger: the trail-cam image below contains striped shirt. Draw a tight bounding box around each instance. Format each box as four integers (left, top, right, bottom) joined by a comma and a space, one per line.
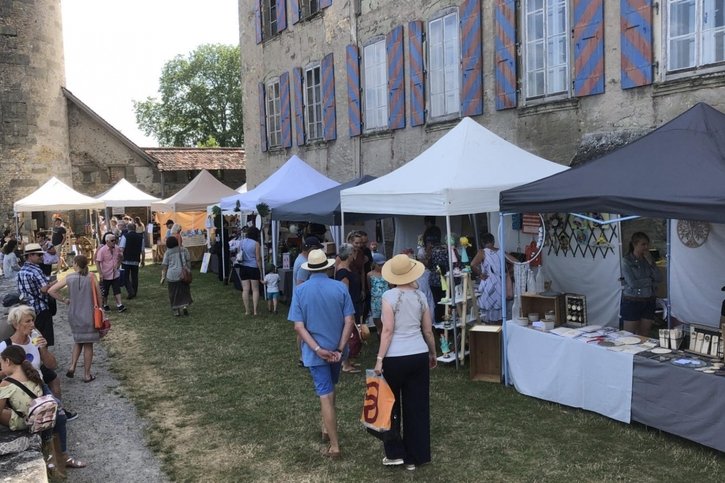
17, 262, 49, 313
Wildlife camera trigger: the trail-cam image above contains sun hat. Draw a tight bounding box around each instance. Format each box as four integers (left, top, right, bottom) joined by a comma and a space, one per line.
23, 243, 44, 255
382, 254, 425, 286
301, 249, 335, 272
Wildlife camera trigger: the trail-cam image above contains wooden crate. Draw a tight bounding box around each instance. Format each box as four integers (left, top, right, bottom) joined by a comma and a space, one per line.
520, 294, 566, 325
469, 325, 502, 382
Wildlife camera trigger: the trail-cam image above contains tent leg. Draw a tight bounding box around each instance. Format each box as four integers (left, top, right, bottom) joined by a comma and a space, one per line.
666, 219, 672, 330
445, 215, 459, 370
498, 214, 508, 385
220, 211, 226, 283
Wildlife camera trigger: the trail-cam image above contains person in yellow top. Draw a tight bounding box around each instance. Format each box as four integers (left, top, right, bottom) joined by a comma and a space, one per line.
0, 344, 43, 430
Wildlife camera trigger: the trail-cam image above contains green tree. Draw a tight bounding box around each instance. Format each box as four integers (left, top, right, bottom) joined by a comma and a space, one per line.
134, 44, 243, 147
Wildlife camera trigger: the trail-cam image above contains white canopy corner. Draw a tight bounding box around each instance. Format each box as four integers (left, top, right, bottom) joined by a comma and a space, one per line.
220, 155, 338, 212
151, 169, 239, 212
14, 176, 105, 212
340, 117, 568, 216
95, 178, 160, 208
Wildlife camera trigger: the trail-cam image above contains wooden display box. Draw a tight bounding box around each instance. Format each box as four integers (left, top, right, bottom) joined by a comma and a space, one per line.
520, 294, 566, 325
469, 325, 502, 383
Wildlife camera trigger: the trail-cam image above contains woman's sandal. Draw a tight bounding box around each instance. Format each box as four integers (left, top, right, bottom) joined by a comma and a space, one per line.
65, 456, 87, 468
321, 445, 341, 459
83, 374, 96, 383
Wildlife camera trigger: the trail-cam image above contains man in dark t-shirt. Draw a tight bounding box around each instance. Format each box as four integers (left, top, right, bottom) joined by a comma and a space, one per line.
51, 218, 68, 271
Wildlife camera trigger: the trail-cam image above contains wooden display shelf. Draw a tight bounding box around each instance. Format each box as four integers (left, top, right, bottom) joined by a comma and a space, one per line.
468, 325, 502, 382
520, 293, 566, 326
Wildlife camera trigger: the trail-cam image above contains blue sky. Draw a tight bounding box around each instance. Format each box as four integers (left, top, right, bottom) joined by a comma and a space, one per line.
62, 0, 240, 146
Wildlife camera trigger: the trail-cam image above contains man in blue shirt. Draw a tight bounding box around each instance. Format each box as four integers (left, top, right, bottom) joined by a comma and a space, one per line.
288, 249, 355, 460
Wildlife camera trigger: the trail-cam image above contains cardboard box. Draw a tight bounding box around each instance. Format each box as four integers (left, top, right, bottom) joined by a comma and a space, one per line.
322, 242, 336, 256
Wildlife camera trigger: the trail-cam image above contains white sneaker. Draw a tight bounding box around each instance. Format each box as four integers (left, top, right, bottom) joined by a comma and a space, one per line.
382, 457, 404, 466
405, 464, 416, 471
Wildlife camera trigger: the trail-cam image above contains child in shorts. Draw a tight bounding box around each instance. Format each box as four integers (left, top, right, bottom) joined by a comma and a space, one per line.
263, 265, 280, 314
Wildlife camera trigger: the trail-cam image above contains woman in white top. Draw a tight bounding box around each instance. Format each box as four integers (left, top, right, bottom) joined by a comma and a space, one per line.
374, 254, 436, 470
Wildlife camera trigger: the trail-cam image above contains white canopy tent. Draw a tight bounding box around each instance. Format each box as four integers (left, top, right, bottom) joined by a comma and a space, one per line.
152, 169, 238, 212
95, 178, 160, 207
236, 183, 247, 193
14, 176, 105, 211
340, 117, 567, 216
219, 155, 338, 212
340, 117, 568, 369
220, 155, 339, 271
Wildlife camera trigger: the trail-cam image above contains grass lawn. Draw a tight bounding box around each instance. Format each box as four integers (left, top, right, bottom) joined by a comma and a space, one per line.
103, 264, 725, 482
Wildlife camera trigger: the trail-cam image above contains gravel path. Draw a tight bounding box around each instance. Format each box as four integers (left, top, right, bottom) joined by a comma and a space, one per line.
1, 274, 169, 482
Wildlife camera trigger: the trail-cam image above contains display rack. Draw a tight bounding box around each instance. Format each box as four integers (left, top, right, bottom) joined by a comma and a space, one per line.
564, 293, 587, 327
436, 272, 478, 365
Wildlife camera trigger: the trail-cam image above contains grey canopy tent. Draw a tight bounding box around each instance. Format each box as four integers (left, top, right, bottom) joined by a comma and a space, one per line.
499, 103, 725, 223
271, 175, 378, 225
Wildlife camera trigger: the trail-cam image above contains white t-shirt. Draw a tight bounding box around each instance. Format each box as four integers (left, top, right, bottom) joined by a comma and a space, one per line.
0, 337, 45, 381
264, 273, 280, 293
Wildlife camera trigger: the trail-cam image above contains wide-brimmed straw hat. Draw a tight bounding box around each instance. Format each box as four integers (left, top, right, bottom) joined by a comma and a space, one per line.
382, 254, 425, 285
302, 249, 335, 272
23, 243, 44, 255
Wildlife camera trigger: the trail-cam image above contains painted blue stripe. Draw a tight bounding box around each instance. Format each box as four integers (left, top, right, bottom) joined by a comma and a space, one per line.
293, 67, 305, 145
346, 44, 361, 136
408, 21, 425, 126
280, 72, 291, 147
321, 53, 336, 141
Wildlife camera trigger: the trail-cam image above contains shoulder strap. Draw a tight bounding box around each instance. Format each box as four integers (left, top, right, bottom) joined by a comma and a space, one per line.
4, 377, 38, 400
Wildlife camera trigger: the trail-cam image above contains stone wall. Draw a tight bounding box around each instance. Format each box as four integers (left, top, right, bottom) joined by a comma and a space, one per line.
240, 0, 725, 188
0, 0, 71, 225
67, 101, 160, 198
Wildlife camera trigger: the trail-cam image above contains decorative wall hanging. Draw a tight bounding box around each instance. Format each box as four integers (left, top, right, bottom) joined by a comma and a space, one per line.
676, 220, 710, 248
545, 213, 617, 259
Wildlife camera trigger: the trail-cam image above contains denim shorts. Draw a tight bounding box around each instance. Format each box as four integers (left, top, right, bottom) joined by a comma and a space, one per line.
621, 297, 656, 321
265, 292, 279, 301
309, 363, 341, 397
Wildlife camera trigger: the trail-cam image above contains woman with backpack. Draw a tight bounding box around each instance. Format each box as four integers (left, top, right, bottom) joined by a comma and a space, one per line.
0, 344, 43, 430
0, 324, 86, 471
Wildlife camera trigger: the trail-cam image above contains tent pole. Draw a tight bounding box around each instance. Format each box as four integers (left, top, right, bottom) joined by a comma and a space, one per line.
271, 219, 278, 268
666, 219, 672, 329
445, 215, 459, 370
220, 210, 226, 283
472, 214, 480, 249
341, 211, 345, 241
380, 218, 386, 257
498, 213, 508, 385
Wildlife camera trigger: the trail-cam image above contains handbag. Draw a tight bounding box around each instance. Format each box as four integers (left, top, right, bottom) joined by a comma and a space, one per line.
90, 274, 105, 330
356, 323, 371, 342
178, 251, 192, 284
360, 369, 395, 433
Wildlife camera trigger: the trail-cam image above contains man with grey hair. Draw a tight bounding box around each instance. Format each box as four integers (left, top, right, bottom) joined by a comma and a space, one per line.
119, 222, 144, 299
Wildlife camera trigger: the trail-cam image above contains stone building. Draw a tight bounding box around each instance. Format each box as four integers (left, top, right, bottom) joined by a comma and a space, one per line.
240, 0, 725, 187
1, 0, 244, 232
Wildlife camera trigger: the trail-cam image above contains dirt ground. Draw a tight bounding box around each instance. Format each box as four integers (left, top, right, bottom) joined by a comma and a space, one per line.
0, 274, 169, 482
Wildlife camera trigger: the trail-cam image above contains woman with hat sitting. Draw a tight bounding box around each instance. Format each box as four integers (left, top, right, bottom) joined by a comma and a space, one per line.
374, 254, 437, 470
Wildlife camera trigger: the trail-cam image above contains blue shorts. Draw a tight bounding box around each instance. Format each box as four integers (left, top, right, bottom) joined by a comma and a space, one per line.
621, 297, 656, 321
265, 292, 279, 301
309, 363, 341, 397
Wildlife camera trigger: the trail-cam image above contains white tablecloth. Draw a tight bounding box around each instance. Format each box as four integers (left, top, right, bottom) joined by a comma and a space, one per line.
505, 321, 634, 423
